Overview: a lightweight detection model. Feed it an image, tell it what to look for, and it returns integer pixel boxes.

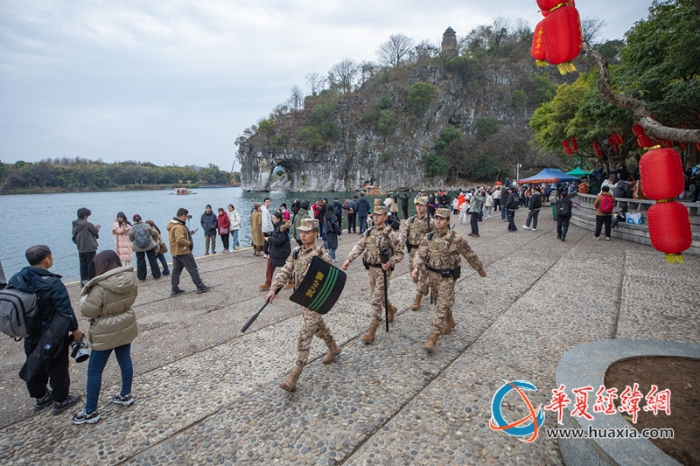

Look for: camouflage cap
[414,197,427,206]
[373,205,388,215]
[434,207,451,218]
[298,218,319,231]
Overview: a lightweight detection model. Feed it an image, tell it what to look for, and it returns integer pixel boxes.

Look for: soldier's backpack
[599,195,614,214]
[133,224,151,249]
[387,214,400,231]
[0,287,41,339]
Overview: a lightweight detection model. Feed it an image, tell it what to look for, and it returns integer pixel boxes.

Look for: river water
[0,188,417,282]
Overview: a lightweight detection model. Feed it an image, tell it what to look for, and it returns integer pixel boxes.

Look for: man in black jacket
[72,207,99,286]
[355,193,371,234]
[505,187,520,232]
[398,192,410,219]
[9,245,83,415]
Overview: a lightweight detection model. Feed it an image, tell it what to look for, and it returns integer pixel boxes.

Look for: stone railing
[568,193,700,256]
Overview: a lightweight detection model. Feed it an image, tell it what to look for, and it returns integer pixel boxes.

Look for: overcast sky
[0,1,652,172]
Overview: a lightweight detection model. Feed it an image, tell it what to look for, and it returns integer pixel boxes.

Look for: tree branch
[583,42,700,143]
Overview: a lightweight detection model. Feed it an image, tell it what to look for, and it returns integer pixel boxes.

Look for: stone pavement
[1,210,698,465]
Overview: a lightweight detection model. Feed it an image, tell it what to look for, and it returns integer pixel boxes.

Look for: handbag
[220,227,230,235]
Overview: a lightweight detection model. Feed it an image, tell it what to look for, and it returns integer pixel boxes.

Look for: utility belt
[363,258,394,271]
[427,265,461,280]
[406,242,419,252]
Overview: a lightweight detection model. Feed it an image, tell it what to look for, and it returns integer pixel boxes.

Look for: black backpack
[0,287,41,339]
[556,199,572,218]
[387,214,400,231]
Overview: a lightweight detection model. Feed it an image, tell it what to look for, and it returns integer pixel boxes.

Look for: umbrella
[517,168,579,184]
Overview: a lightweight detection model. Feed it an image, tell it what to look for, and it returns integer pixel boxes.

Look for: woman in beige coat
[250,203,265,256]
[112,212,133,266]
[72,250,138,425]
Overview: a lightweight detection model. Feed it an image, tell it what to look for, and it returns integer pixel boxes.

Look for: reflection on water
[0,188,417,282]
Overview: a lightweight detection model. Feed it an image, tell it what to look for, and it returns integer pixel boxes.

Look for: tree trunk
[583,43,700,143]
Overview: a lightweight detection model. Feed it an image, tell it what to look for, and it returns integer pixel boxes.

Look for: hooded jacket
[79,266,138,351]
[72,219,99,253]
[166,217,193,257]
[355,196,371,216]
[8,267,78,348]
[200,211,218,236]
[112,221,134,262]
[217,212,231,235]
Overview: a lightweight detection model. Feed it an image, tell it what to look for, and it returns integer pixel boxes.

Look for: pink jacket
[112,221,133,262]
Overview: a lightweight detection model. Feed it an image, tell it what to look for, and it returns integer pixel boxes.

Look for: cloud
[0,0,653,171]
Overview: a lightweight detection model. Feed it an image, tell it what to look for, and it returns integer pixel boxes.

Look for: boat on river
[171,188,197,195]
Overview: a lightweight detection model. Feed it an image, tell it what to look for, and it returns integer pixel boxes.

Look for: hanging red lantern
[570,137,578,152]
[695,143,700,152]
[562,139,572,155]
[537,0,567,13]
[647,202,692,264]
[542,5,582,74]
[631,124,646,137]
[611,133,624,145]
[665,140,675,148]
[592,142,602,157]
[531,20,548,65]
[679,142,688,151]
[639,148,684,200]
[637,135,655,149]
[607,137,617,153]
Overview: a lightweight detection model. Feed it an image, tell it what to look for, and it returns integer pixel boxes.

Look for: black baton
[241,288,282,332]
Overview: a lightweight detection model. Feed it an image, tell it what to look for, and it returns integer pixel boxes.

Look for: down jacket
[269,220,292,267]
[79,266,138,351]
[112,221,133,263]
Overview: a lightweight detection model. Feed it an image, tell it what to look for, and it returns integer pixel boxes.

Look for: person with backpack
[72,207,100,287]
[555,192,573,241]
[523,186,543,231]
[8,245,83,415]
[71,250,138,425]
[593,185,616,241]
[145,220,170,276]
[128,214,161,281]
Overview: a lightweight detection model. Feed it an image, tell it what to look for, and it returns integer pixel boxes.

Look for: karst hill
[237,23,601,192]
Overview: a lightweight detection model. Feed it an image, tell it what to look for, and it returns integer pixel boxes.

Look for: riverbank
[1,215,696,464]
[0,184,211,195]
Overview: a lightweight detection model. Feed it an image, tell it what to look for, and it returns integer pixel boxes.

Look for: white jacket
[261,205,273,233]
[228,210,241,230]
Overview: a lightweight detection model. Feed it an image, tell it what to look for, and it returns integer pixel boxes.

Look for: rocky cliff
[237,28,568,192]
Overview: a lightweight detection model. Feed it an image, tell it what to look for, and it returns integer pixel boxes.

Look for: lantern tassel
[536,60,549,67]
[665,254,684,265]
[557,62,577,74]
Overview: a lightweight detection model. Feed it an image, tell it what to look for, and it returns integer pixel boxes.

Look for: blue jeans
[359,216,368,233]
[85,344,133,413]
[157,254,170,274]
[328,248,336,260]
[230,230,240,250]
[501,205,507,220]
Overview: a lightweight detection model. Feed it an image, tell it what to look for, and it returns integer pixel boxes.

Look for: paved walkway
[1,211,698,465]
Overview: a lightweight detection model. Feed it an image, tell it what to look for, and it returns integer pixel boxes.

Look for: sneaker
[561,238,566,242]
[532,228,536,231]
[171,288,186,297]
[196,285,211,294]
[72,409,101,425]
[522,226,530,230]
[34,390,53,411]
[113,393,134,406]
[162,271,170,276]
[52,393,81,415]
[606,237,611,241]
[259,283,271,290]
[594,236,600,240]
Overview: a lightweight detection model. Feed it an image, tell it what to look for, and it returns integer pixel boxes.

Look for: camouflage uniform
[400,212,435,295]
[413,224,485,337]
[272,241,337,372]
[346,220,404,327]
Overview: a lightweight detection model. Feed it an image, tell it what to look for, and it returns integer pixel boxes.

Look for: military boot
[322,341,341,364]
[424,333,439,353]
[362,322,379,344]
[411,293,423,311]
[280,367,303,392]
[387,304,398,323]
[442,312,456,334]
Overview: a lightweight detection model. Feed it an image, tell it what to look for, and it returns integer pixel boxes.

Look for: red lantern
[542,5,582,74]
[537,0,567,13]
[611,133,624,145]
[562,139,572,155]
[531,20,548,65]
[637,135,655,148]
[570,137,578,152]
[647,202,692,263]
[679,142,688,151]
[665,140,674,148]
[592,142,602,157]
[696,143,700,152]
[639,148,684,200]
[631,124,646,137]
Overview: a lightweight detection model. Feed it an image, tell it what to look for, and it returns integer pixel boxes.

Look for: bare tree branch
[584,42,700,143]
[377,33,414,68]
[580,17,606,44]
[305,72,325,96]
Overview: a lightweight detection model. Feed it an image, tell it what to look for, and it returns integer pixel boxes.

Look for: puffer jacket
[79,266,138,351]
[269,221,292,267]
[112,221,133,262]
[128,221,158,252]
[228,210,241,230]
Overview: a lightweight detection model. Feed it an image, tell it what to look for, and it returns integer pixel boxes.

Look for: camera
[70,336,90,363]
[187,214,193,219]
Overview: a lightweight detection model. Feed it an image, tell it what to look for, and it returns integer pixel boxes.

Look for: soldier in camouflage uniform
[342,205,404,344]
[400,197,435,310]
[265,218,341,392]
[411,208,487,353]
